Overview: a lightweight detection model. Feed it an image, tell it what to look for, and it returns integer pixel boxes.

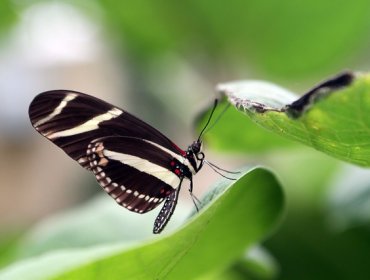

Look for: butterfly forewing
[29,90,185,169]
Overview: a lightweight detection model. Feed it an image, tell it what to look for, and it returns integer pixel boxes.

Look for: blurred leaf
[228,0,370,77]
[326,165,370,230]
[0,167,284,280]
[0,0,16,34]
[97,1,180,58]
[236,245,278,279]
[15,195,189,259]
[219,72,370,166]
[266,210,370,280]
[266,147,340,208]
[0,233,22,269]
[97,0,370,78]
[201,245,278,280]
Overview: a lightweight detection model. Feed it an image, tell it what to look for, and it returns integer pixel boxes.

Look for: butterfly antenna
[198,99,218,141]
[202,102,231,136]
[204,160,237,180]
[204,160,240,174]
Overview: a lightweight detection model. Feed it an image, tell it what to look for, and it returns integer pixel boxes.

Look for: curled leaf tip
[285,71,355,118]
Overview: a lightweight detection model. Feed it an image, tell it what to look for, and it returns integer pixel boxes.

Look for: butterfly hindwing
[28,90,185,170]
[86,136,181,213]
[153,187,181,233]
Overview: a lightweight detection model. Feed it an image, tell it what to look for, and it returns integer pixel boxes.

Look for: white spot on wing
[78,157,87,163]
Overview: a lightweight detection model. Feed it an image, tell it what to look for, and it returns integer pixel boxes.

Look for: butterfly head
[185,140,205,174]
[190,140,203,157]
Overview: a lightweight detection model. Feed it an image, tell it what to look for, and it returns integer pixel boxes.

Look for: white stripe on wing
[34,92,78,127]
[103,149,181,188]
[46,108,123,139]
[143,140,196,175]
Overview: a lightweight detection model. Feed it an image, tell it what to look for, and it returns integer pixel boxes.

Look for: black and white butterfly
[29,90,219,233]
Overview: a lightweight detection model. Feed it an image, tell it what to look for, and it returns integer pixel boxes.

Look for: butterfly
[29,90,219,233]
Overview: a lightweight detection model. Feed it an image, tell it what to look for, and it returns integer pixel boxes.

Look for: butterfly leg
[153,179,183,234]
[188,177,201,212]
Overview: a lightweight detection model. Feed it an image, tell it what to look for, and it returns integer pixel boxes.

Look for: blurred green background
[1,0,370,279]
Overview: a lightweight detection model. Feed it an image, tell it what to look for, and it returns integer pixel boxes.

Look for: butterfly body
[29,90,205,233]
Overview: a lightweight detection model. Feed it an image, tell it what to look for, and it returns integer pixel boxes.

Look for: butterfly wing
[86,136,181,213]
[153,187,181,233]
[29,90,188,232]
[28,90,186,169]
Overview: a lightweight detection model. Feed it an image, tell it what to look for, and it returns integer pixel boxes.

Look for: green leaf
[200,245,278,280]
[0,167,284,280]
[15,195,189,259]
[219,72,370,166]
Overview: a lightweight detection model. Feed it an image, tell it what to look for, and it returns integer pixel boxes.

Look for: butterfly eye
[196,152,205,160]
[191,141,202,154]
